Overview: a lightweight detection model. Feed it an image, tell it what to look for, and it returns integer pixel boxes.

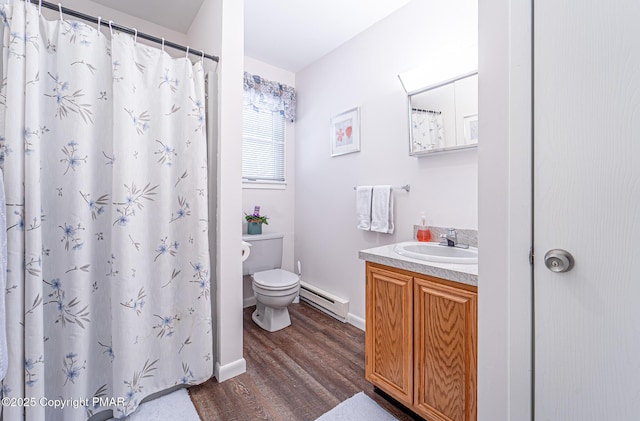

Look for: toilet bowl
[242,233,300,332]
[251,269,300,332]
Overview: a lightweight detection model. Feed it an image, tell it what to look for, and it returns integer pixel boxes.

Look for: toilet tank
[242,233,284,275]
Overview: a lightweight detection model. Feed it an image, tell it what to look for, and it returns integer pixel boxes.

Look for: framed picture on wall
[330,107,360,157]
[463,114,479,144]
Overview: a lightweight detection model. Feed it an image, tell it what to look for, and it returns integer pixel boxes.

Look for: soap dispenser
[416,212,431,242]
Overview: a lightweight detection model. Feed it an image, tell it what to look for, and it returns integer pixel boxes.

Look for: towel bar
[353,184,410,192]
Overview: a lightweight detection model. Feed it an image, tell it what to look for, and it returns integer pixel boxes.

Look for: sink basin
[393,242,478,264]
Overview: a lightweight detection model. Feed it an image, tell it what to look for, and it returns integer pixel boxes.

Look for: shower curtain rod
[28,0,219,62]
[412,107,441,114]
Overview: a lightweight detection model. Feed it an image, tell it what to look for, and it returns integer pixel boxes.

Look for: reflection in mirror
[405,72,478,156]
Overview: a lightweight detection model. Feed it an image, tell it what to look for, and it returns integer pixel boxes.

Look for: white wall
[294,0,478,326]
[478,0,532,419]
[242,57,296,305]
[188,0,246,381]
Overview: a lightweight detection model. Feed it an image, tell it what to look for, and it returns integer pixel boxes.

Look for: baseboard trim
[243,296,256,308]
[214,358,246,382]
[348,313,365,331]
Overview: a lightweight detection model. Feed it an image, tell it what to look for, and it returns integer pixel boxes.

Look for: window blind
[242,103,285,182]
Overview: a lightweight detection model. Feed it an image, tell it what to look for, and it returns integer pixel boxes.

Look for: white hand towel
[370,185,394,234]
[356,186,373,230]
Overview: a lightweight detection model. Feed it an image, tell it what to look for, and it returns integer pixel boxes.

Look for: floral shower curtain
[411,109,445,150]
[0,2,212,420]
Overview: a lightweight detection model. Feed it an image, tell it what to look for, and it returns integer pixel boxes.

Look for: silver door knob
[544,249,575,273]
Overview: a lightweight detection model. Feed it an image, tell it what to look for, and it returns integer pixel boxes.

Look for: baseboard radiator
[299,281,349,323]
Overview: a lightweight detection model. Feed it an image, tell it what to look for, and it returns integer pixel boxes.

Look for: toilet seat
[252,269,299,290]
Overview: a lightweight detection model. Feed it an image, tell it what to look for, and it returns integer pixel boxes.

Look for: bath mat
[110,388,200,421]
[315,392,398,421]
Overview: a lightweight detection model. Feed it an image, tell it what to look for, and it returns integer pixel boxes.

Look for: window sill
[242,181,287,190]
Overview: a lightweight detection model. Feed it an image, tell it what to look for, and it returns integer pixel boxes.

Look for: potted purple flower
[245,206,269,235]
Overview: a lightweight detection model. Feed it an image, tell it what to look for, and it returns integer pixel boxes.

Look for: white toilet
[242,233,300,332]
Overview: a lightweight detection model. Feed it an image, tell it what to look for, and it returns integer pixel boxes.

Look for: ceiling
[90,0,205,34]
[243,0,411,72]
[90,0,412,72]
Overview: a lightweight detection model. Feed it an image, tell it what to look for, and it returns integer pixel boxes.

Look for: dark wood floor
[189,302,417,421]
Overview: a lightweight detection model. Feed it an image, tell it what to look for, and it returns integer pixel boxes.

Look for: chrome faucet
[446,228,458,246]
[439,228,469,249]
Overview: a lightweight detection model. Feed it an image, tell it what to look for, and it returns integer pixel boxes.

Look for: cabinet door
[365,264,413,406]
[414,277,477,421]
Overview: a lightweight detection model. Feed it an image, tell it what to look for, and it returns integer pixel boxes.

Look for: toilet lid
[253,269,299,289]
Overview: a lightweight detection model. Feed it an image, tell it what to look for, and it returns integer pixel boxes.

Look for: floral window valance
[243,71,296,122]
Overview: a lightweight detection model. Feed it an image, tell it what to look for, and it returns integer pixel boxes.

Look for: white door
[534,1,640,420]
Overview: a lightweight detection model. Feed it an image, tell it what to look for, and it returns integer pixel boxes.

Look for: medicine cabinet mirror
[403,71,478,156]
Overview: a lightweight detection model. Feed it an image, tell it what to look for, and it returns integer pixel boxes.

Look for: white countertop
[359,243,478,287]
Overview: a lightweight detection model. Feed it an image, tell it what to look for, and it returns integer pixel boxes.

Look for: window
[242,100,286,183]
[241,71,295,185]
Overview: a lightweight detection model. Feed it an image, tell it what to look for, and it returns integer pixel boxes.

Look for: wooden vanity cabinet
[365,264,414,406]
[365,262,477,421]
[413,276,477,421]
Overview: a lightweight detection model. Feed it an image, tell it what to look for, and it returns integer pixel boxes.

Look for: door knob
[544,249,575,273]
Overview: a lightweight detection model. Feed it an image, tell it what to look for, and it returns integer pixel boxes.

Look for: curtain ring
[108,20,113,37]
[185,46,190,59]
[97,16,102,32]
[161,37,165,53]
[38,0,42,16]
[58,3,63,21]
[201,50,205,64]
[133,28,138,45]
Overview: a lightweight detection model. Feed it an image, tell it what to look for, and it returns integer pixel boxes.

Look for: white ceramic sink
[393,242,478,264]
